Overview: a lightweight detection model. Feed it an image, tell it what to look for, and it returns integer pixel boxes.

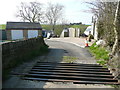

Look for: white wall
[69,28,75,37]
[92,23,98,40]
[75,28,80,37]
[28,30,38,38]
[11,30,23,40]
[94,25,98,40]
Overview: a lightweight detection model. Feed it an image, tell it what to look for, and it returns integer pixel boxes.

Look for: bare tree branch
[45,3,64,31]
[16,1,44,23]
[111,1,120,55]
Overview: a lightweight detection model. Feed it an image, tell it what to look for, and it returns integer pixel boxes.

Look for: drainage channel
[13,62,120,85]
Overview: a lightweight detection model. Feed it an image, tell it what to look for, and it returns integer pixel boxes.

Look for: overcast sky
[0,0,94,25]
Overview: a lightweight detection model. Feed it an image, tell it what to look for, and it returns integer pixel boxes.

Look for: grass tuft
[89,42,109,65]
[62,56,78,63]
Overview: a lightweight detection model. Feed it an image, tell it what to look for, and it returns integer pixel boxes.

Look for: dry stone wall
[2,37,48,69]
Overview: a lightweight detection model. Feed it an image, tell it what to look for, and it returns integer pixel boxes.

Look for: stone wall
[2,37,48,69]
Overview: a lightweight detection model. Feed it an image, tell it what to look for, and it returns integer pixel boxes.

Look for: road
[3,39,112,88]
[44,40,96,64]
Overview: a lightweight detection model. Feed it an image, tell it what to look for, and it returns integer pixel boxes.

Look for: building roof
[6,22,42,30]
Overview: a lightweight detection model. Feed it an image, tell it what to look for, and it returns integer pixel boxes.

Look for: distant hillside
[0,24,89,36]
[41,24,71,36]
[42,24,90,36]
[0,24,6,30]
[70,24,90,35]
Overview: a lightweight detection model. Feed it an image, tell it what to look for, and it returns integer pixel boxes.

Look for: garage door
[28,30,38,38]
[11,30,23,40]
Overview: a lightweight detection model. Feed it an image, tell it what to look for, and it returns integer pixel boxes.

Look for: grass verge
[88,43,120,88]
[0,24,6,29]
[88,42,109,66]
[62,56,78,63]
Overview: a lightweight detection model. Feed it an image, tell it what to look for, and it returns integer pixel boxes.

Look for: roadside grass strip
[62,56,78,63]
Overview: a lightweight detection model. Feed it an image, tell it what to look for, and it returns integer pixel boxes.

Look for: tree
[86,1,117,45]
[86,0,120,78]
[111,1,120,56]
[86,0,120,55]
[45,3,64,32]
[16,1,44,23]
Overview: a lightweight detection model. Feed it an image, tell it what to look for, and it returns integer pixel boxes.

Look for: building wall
[38,30,42,36]
[6,30,12,40]
[23,30,28,39]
